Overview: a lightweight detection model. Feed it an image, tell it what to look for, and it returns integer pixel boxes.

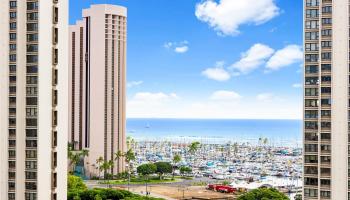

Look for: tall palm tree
[96,156,104,178]
[189,141,200,155]
[115,149,136,190]
[172,154,181,179]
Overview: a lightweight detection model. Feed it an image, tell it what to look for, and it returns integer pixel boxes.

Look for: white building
[69,4,127,177]
[0,0,68,199]
[304,0,348,199]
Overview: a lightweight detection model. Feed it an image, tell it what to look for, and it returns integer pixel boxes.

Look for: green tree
[96,156,104,178]
[137,163,157,196]
[115,149,136,190]
[67,175,87,191]
[137,163,157,177]
[188,141,200,155]
[172,154,181,179]
[155,162,172,180]
[179,166,192,176]
[237,188,289,200]
[294,194,302,200]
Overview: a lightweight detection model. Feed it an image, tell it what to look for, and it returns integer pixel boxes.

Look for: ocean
[126,118,302,147]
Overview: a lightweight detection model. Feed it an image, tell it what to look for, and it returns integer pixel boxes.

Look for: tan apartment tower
[69,4,127,176]
[0,0,68,199]
[303,0,349,199]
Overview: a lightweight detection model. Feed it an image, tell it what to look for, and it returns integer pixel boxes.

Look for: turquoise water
[126,118,302,146]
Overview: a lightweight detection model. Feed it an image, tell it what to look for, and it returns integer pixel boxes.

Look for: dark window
[27,66,38,73]
[26,140,37,148]
[322,6,332,14]
[26,97,37,106]
[305,54,319,62]
[27,2,39,10]
[305,177,318,186]
[305,65,318,73]
[26,129,37,138]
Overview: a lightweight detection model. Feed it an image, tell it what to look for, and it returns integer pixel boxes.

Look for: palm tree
[115,149,136,190]
[189,141,200,155]
[172,154,181,179]
[96,156,104,178]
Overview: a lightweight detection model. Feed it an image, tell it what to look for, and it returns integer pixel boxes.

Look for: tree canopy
[137,163,157,176]
[237,188,289,200]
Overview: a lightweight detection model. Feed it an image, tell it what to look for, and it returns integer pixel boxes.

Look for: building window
[25,182,37,190]
[27,12,38,21]
[304,188,318,197]
[9,1,17,9]
[27,2,39,11]
[322,18,332,25]
[25,192,37,200]
[27,76,38,85]
[321,41,332,48]
[305,88,318,96]
[26,150,37,159]
[305,110,318,118]
[26,140,37,148]
[306,9,319,18]
[322,6,332,14]
[305,65,318,74]
[305,144,318,152]
[305,43,319,51]
[306,20,319,29]
[305,54,319,62]
[26,97,38,106]
[9,22,16,30]
[305,31,319,40]
[26,129,37,138]
[27,34,38,42]
[305,99,318,107]
[305,77,318,85]
[305,177,318,186]
[27,23,38,32]
[321,29,332,36]
[8,150,16,158]
[25,172,37,180]
[25,161,37,170]
[306,0,319,6]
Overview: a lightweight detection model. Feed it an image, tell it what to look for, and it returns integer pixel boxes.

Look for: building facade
[69,4,127,176]
[304,0,349,199]
[0,0,68,199]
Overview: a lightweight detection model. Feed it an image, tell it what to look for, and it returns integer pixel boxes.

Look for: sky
[70,0,303,120]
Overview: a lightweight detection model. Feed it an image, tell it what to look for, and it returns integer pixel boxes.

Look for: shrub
[237,188,289,200]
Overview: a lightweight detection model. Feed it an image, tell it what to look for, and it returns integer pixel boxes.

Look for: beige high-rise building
[0,0,68,200]
[304,0,349,199]
[69,4,127,176]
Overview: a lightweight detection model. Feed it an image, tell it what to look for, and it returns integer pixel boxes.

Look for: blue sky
[70,0,303,119]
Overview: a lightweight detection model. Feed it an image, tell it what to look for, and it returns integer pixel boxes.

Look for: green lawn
[99,177,182,185]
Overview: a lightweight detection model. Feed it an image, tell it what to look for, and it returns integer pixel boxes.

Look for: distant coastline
[126,118,302,147]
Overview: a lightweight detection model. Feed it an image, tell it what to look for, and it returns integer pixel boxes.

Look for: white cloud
[132,92,179,102]
[127,92,301,119]
[195,0,280,36]
[202,65,231,81]
[256,93,274,101]
[127,81,143,88]
[292,83,302,88]
[175,46,189,53]
[266,45,303,71]
[210,90,242,101]
[231,43,274,75]
[164,41,189,53]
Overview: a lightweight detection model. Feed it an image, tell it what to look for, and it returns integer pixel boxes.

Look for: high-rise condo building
[69,4,127,176]
[304,0,349,199]
[0,0,68,200]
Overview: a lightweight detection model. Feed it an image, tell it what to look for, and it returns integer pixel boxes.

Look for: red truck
[206,184,236,193]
